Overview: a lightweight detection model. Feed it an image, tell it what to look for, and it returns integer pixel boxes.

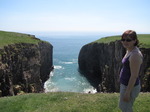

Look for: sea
[37,33,105,93]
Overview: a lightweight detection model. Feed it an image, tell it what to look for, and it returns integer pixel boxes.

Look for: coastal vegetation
[0,31,42,48]
[94,34,150,48]
[0,92,149,112]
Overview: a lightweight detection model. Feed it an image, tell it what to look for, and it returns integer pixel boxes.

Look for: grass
[93,34,150,48]
[0,30,42,48]
[0,92,149,112]
[1,31,149,48]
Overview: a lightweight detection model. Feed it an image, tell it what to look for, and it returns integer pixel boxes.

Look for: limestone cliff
[0,39,53,96]
[78,40,150,92]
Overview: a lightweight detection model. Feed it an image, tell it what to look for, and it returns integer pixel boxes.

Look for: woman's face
[121,36,136,49]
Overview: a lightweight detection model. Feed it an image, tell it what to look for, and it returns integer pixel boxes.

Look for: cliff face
[0,42,53,96]
[78,40,150,92]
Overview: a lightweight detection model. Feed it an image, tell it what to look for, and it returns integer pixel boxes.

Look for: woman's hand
[123,92,130,102]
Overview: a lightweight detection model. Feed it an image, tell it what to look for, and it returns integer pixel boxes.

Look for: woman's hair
[121,30,139,46]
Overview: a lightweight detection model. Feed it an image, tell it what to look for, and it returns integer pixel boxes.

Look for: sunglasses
[121,38,133,42]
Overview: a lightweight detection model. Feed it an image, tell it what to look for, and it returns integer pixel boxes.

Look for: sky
[0,0,150,35]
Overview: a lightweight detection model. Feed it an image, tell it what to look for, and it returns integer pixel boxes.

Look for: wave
[54,65,64,69]
[44,76,97,94]
[49,71,54,76]
[44,80,59,92]
[83,88,97,94]
[60,59,78,65]
[61,61,75,64]
[64,77,76,81]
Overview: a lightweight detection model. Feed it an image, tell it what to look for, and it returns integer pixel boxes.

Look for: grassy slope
[0,92,149,112]
[0,31,42,48]
[93,34,150,48]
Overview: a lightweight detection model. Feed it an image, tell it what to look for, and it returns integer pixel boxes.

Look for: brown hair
[121,30,139,46]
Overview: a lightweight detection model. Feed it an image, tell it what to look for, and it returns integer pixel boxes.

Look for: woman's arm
[123,52,142,102]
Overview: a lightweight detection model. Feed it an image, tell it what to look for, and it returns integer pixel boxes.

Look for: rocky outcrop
[78,40,150,92]
[0,42,53,96]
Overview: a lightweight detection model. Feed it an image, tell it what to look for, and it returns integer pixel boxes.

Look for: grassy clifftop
[0,31,42,48]
[93,34,150,48]
[0,92,149,112]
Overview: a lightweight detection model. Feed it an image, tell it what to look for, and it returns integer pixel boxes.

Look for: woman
[119,30,143,112]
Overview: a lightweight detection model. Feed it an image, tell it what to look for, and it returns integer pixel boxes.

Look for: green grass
[0,30,42,48]
[94,34,150,48]
[0,92,149,112]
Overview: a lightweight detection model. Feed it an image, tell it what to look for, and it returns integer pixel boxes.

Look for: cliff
[0,31,53,96]
[78,35,150,92]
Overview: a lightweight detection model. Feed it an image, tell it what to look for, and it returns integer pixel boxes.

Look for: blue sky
[0,0,150,34]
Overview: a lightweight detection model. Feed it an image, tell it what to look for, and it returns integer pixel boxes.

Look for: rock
[0,90,2,97]
[0,42,53,96]
[78,40,150,92]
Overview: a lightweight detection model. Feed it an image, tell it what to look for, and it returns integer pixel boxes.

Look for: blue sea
[37,34,102,93]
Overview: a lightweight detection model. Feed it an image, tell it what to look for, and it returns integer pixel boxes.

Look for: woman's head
[121,30,139,46]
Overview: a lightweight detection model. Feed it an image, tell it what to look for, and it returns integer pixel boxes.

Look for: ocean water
[37,35,101,93]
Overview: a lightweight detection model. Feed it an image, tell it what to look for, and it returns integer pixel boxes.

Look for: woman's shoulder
[131,48,143,58]
[131,51,141,58]
[129,50,143,63]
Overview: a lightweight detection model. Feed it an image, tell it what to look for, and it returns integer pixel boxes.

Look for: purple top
[120,56,140,86]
